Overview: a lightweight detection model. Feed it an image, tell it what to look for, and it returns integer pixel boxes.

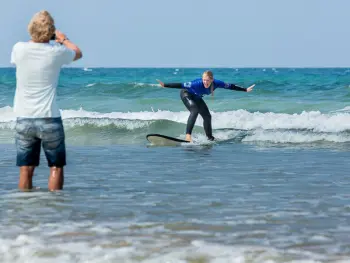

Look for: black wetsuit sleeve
[215,79,247,92]
[163,83,183,89]
[229,84,247,92]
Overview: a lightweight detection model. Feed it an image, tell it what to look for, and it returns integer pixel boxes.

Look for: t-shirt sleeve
[59,47,76,65]
[10,43,19,64]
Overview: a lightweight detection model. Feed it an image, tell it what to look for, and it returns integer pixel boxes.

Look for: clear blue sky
[1,0,349,68]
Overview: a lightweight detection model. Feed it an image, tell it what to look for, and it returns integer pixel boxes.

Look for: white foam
[60,108,350,133]
[61,108,188,123]
[1,106,349,133]
[131,82,159,87]
[0,236,325,263]
[0,106,17,122]
[0,219,336,263]
[331,106,350,113]
[63,117,152,130]
[244,130,350,143]
[1,107,350,143]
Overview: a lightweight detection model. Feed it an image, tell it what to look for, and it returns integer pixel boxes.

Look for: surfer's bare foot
[185,134,192,142]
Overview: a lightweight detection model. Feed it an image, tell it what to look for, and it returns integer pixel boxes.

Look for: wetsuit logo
[184,82,192,88]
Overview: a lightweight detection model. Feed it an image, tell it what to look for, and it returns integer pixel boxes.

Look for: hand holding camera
[51,30,68,44]
[50,29,82,61]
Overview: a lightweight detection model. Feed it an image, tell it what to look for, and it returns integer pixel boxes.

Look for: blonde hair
[202,70,214,80]
[28,10,55,42]
[202,70,215,96]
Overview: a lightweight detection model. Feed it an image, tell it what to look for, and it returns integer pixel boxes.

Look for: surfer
[156,70,255,142]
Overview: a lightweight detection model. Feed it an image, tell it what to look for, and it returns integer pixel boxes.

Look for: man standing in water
[11,10,83,190]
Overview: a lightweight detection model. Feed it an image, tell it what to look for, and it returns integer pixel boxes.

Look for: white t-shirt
[11,42,75,118]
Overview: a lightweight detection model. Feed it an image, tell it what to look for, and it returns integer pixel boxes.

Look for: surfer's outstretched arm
[229,84,255,92]
[156,79,183,89]
[214,80,255,92]
[163,83,183,88]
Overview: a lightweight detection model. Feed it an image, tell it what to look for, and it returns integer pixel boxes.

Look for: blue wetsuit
[164,79,247,140]
[182,78,245,98]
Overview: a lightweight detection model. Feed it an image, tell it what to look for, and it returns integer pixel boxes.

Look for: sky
[0,0,349,68]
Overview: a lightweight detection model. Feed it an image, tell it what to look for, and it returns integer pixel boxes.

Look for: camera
[50,33,56,40]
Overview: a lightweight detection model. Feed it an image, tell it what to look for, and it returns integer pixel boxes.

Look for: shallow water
[1,67,350,262]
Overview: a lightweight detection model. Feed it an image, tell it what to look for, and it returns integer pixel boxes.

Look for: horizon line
[1,66,350,69]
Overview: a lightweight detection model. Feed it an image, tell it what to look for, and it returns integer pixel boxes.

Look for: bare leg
[18,166,35,190]
[185,134,192,142]
[48,167,64,191]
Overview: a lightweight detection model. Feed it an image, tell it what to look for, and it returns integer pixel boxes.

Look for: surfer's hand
[246,84,255,92]
[156,79,165,88]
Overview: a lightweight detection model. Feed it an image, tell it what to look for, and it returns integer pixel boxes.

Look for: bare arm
[246,84,255,92]
[55,30,83,61]
[61,39,83,61]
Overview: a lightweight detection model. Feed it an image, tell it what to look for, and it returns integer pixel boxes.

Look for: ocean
[1,67,350,262]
